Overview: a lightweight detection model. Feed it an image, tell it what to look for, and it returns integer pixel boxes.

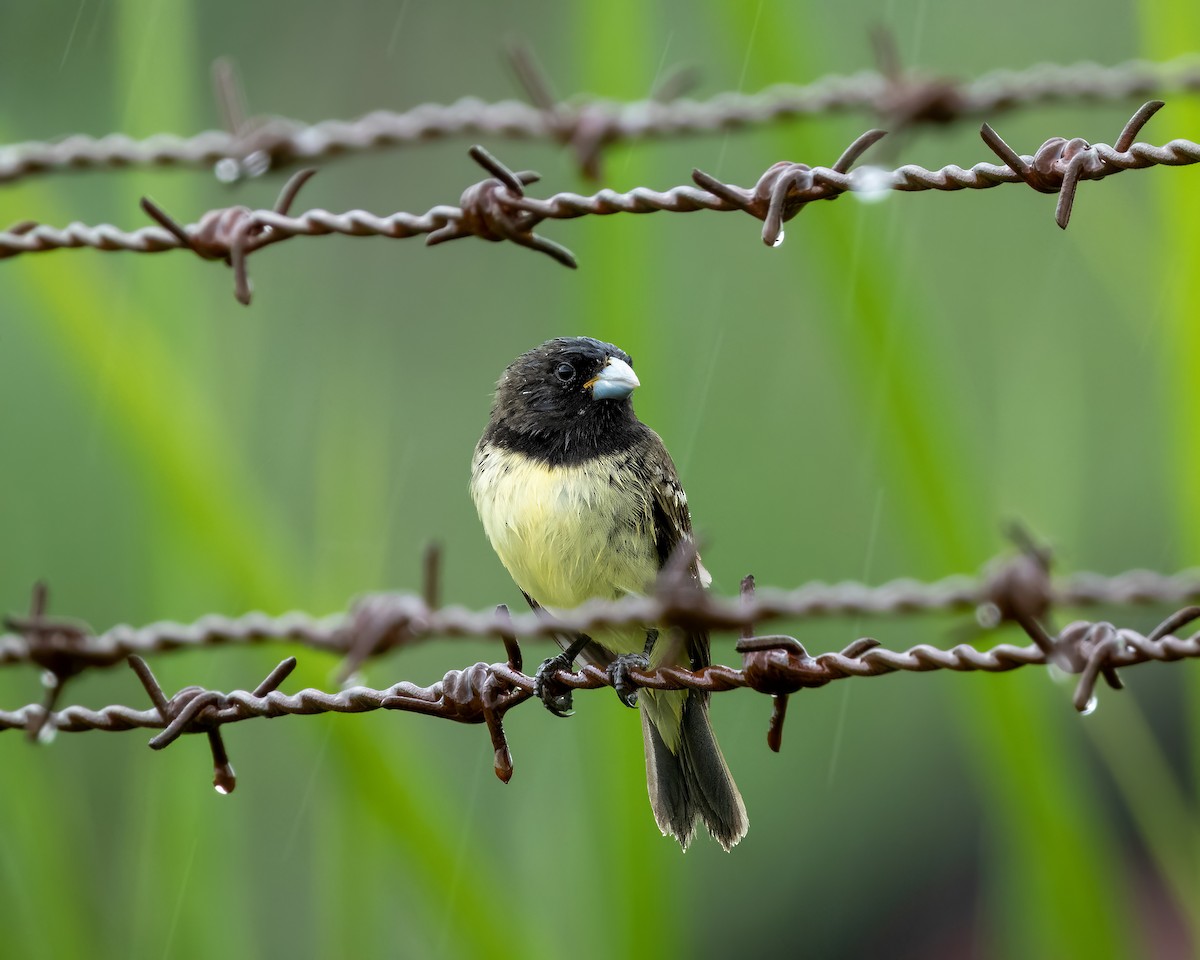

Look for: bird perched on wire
[470,336,747,851]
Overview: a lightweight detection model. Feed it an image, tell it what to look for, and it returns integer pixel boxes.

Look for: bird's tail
[641,691,748,852]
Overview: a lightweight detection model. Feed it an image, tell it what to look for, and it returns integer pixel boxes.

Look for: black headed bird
[470,336,747,851]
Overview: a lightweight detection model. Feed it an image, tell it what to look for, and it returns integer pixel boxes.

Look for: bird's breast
[470,443,658,610]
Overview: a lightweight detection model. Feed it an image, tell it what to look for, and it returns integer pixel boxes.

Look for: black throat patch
[481,400,647,466]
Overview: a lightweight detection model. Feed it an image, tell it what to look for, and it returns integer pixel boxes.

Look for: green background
[1,1,1198,957]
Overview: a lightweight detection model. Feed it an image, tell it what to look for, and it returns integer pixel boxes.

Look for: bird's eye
[555,362,575,382]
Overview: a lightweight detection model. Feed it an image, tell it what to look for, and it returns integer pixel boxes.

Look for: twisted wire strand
[3,564,1198,670]
[1,129,1196,266]
[0,610,348,668]
[1058,568,1200,605]
[2,55,1200,185]
[0,208,460,258]
[0,680,446,734]
[965,56,1200,111]
[1,615,1197,736]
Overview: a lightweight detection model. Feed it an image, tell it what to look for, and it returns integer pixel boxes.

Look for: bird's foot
[534,652,575,717]
[607,652,650,708]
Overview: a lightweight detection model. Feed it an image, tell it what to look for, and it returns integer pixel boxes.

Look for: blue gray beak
[589,356,640,400]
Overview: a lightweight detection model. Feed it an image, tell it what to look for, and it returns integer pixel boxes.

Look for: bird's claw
[534,653,575,717]
[607,652,650,708]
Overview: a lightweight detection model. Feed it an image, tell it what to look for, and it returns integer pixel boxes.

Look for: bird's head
[485,337,642,463]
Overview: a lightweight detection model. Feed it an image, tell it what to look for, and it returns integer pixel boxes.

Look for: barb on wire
[208,57,295,183]
[2,101,1198,301]
[3,52,1200,186]
[2,582,91,743]
[506,38,702,179]
[980,99,1167,228]
[505,39,615,180]
[126,653,297,793]
[691,127,887,246]
[425,144,576,267]
[140,166,317,304]
[868,27,968,131]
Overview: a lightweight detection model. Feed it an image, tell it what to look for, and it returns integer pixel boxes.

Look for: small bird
[470,336,747,851]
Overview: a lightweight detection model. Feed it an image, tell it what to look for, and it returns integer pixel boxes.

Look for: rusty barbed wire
[1,101,1197,302]
[3,557,1200,789]
[3,52,1200,185]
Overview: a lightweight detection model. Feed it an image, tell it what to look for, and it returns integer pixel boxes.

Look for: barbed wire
[4,542,1200,789]
[2,48,1200,186]
[1,100,1197,303]
[6,51,1200,792]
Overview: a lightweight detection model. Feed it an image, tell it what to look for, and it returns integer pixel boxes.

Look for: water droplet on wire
[771,230,785,248]
[243,151,271,178]
[40,670,57,689]
[37,721,57,744]
[975,602,1001,629]
[1081,696,1098,716]
[851,165,893,204]
[214,158,240,183]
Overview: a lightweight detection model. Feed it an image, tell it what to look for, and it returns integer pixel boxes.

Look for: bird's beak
[588,356,641,400]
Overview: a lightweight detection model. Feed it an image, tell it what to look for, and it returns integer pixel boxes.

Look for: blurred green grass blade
[845,235,1130,953]
[109,8,251,957]
[963,682,1135,958]
[0,0,301,612]
[1086,695,1200,925]
[1139,2,1200,945]
[1138,0,1200,532]
[825,211,1132,955]
[329,723,532,958]
[0,184,300,610]
[114,0,199,136]
[0,746,92,958]
[734,4,1137,955]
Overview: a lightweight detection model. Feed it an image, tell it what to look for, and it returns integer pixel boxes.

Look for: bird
[470,336,747,851]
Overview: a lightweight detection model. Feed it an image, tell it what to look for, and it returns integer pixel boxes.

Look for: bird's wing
[644,434,711,671]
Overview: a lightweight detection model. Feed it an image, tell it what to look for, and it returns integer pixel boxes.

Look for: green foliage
[0,1,1195,957]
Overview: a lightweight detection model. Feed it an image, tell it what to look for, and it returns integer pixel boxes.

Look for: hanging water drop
[37,721,57,744]
[1081,695,1098,716]
[771,230,785,248]
[40,670,57,689]
[213,763,237,794]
